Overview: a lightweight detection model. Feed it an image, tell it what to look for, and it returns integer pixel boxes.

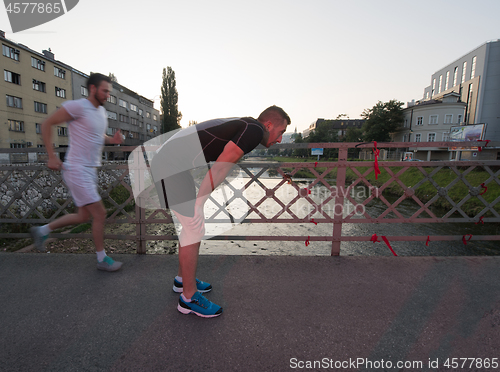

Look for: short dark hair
[258,105,291,126]
[86,73,112,91]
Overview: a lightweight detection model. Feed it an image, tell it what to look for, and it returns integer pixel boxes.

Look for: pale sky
[1,0,499,132]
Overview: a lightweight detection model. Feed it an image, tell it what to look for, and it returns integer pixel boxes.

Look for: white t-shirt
[62,98,108,167]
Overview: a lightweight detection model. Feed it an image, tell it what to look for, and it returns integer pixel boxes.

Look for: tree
[188,120,198,127]
[344,127,363,143]
[292,133,308,157]
[306,121,339,159]
[160,67,182,133]
[361,100,404,142]
[108,73,118,83]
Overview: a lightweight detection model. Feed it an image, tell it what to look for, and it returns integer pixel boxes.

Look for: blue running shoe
[178,292,222,318]
[30,226,48,252]
[173,278,212,293]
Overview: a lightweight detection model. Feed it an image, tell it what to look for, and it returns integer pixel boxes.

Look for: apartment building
[1,30,160,163]
[1,32,71,163]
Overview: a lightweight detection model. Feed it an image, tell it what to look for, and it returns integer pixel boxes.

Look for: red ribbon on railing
[381,236,398,256]
[373,141,381,180]
[370,234,379,243]
[425,236,430,246]
[310,218,317,225]
[462,234,473,245]
[302,188,311,195]
[314,162,318,167]
[478,140,490,152]
[480,183,487,195]
[305,236,310,246]
[475,216,484,225]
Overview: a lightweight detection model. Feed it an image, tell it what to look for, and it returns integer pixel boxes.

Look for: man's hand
[111,130,124,145]
[47,156,63,171]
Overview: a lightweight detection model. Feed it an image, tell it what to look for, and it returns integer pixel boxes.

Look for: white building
[395,39,500,160]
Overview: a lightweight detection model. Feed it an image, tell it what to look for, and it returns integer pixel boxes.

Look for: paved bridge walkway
[1,252,499,371]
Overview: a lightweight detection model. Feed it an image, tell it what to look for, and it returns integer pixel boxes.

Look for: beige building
[1,30,160,164]
[1,32,71,163]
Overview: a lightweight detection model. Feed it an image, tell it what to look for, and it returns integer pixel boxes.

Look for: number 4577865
[444,358,498,369]
[6,3,62,14]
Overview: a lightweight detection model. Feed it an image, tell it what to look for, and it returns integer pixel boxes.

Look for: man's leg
[177,240,201,300]
[81,200,106,253]
[31,207,90,251]
[173,210,202,299]
[48,207,90,231]
[82,200,122,271]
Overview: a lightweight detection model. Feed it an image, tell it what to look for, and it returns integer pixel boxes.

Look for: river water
[199,167,499,256]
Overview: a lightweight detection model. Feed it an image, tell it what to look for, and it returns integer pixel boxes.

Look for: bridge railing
[1,142,499,255]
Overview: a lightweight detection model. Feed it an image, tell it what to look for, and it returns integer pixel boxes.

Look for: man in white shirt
[31,73,124,271]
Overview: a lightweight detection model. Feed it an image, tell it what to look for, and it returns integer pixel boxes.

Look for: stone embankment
[0,161,130,217]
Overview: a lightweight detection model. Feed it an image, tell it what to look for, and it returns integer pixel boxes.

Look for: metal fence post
[331,146,348,256]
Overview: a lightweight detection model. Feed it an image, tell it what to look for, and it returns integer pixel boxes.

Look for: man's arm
[41,107,73,170]
[195,140,244,207]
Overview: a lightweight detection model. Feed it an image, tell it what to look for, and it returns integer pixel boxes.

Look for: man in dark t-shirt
[149,106,290,318]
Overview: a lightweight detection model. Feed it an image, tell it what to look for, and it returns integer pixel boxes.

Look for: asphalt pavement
[1,252,499,372]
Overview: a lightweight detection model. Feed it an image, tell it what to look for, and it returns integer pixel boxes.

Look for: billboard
[311,148,323,155]
[449,124,486,150]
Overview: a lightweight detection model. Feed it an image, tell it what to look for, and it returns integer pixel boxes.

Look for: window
[119,114,129,123]
[138,108,143,116]
[107,111,117,120]
[404,119,408,128]
[33,79,46,92]
[34,101,47,113]
[443,132,450,141]
[444,114,453,124]
[153,114,157,121]
[146,112,151,118]
[4,70,21,85]
[471,56,477,79]
[445,71,450,91]
[3,44,20,61]
[31,57,45,71]
[107,95,117,104]
[57,126,68,136]
[119,99,128,108]
[81,86,88,97]
[6,95,22,108]
[36,123,41,134]
[130,103,137,112]
[428,133,436,142]
[453,67,458,87]
[54,66,65,79]
[429,115,438,125]
[415,134,421,142]
[8,119,24,132]
[130,117,138,125]
[147,123,151,131]
[431,78,436,96]
[416,116,423,126]
[438,75,443,94]
[458,114,463,123]
[461,61,467,84]
[10,143,26,148]
[153,126,158,133]
[55,87,66,98]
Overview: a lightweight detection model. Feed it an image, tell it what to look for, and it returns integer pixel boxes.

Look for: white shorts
[62,164,101,207]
